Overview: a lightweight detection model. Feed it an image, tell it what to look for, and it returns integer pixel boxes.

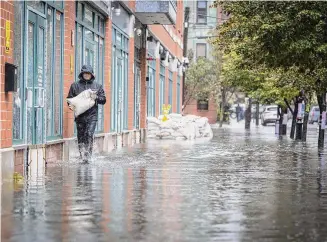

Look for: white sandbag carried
[67,89,97,117]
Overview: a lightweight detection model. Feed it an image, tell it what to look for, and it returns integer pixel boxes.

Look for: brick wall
[104,18,112,133]
[63,1,75,138]
[0,0,14,148]
[14,149,24,175]
[184,98,218,124]
[46,143,63,163]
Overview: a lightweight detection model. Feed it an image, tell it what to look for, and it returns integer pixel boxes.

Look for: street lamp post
[182,7,190,112]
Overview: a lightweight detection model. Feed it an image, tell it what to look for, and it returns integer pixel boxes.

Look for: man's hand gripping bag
[67,89,97,118]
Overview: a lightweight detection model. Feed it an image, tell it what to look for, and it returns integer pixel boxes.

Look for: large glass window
[196,43,207,58]
[13,1,24,142]
[76,2,105,132]
[13,1,64,144]
[147,55,156,117]
[159,65,166,115]
[168,71,173,111]
[46,7,64,140]
[111,27,129,132]
[197,1,207,24]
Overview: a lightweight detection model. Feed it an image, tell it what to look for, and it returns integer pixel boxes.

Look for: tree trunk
[282,106,287,135]
[317,93,326,148]
[245,98,252,130]
[290,100,298,139]
[278,105,283,135]
[255,102,260,126]
[278,106,287,135]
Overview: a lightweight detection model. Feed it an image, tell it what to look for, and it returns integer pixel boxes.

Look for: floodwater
[2,123,327,242]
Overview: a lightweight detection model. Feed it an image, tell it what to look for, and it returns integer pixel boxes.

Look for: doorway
[26,10,46,145]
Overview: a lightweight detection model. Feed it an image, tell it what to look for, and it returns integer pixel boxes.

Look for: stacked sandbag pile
[146,113,213,140]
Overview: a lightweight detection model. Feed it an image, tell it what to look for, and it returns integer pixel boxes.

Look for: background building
[0,0,184,174]
[183,1,229,124]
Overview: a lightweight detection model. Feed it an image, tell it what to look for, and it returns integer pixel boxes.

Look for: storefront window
[168,71,173,111]
[46,6,64,140]
[147,51,156,117]
[13,1,64,144]
[76,2,105,132]
[111,27,129,132]
[13,1,24,142]
[159,65,166,115]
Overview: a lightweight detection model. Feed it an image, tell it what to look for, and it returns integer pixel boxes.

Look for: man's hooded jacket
[67,64,106,123]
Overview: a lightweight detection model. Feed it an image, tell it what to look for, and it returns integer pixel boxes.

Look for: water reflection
[3,127,327,241]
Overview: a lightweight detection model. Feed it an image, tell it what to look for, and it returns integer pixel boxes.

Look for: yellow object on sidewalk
[162,104,171,122]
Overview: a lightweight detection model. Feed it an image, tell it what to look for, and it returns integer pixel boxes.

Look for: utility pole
[182,7,190,111]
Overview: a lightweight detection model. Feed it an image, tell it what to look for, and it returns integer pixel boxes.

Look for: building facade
[183,1,229,123]
[0,1,184,175]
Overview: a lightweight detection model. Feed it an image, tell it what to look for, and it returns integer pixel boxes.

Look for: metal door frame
[25,9,46,145]
[111,26,129,133]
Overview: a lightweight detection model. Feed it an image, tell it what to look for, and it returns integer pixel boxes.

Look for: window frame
[168,71,173,111]
[147,52,156,117]
[196,1,207,24]
[196,43,207,59]
[197,99,209,111]
[12,1,65,145]
[75,2,106,133]
[46,5,64,141]
[110,25,129,132]
[159,65,166,115]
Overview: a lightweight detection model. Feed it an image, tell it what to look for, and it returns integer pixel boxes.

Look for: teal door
[134,63,141,129]
[26,10,46,145]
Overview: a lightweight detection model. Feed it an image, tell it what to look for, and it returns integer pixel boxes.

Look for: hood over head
[78,64,95,81]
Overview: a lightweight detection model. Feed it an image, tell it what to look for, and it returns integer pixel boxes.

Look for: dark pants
[76,121,97,160]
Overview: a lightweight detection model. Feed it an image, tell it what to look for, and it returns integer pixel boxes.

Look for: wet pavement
[2,123,327,242]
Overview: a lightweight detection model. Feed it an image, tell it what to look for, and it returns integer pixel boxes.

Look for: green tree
[183,57,220,110]
[213,1,326,142]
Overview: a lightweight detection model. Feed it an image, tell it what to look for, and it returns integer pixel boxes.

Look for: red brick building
[183,99,218,124]
[0,1,184,174]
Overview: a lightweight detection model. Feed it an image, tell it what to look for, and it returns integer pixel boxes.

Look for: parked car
[309,106,320,124]
[261,105,278,126]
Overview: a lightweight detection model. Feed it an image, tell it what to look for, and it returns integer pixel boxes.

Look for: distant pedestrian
[236,104,241,122]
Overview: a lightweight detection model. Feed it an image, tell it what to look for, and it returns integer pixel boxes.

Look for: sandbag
[67,89,97,117]
[168,113,182,119]
[147,117,161,125]
[160,128,174,134]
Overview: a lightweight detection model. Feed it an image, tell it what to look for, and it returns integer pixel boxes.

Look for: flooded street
[2,124,327,242]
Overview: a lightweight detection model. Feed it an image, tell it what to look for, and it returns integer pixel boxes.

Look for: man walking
[67,64,106,162]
